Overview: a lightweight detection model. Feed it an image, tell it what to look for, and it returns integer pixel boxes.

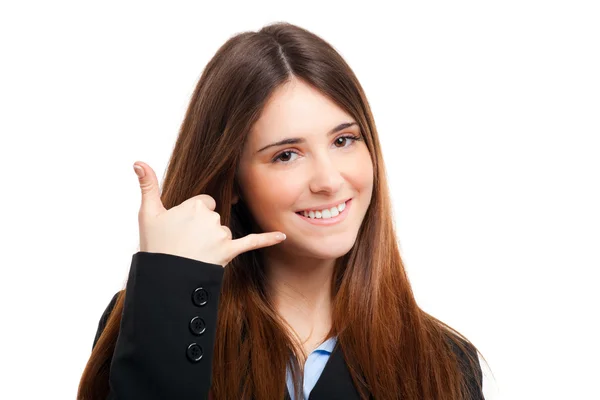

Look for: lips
[295,198,352,225]
[296,198,351,214]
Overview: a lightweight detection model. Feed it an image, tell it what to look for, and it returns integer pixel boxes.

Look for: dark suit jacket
[92,252,484,399]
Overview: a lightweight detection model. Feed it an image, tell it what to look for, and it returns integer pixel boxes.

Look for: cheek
[347,149,374,192]
[241,170,301,223]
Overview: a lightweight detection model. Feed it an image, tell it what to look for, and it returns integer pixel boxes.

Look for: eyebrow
[255,121,358,154]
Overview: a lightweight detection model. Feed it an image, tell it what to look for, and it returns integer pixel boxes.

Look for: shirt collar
[314,336,337,354]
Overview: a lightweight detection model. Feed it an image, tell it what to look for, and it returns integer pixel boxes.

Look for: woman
[78,22,485,400]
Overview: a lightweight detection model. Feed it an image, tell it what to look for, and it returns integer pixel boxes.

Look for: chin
[295,237,356,260]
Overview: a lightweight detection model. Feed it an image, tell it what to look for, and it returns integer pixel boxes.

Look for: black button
[189,316,206,335]
[192,287,209,306]
[186,343,203,362]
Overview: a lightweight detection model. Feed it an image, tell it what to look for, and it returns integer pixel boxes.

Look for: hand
[132,161,286,267]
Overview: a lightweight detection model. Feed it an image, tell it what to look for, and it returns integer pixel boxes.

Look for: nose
[308,153,344,194]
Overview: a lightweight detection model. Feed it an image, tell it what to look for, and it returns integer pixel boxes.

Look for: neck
[261,247,335,345]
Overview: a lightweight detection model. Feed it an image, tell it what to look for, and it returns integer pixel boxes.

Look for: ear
[232,193,239,205]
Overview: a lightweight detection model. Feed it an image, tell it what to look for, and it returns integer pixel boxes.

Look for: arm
[92,291,120,350]
[94,251,224,400]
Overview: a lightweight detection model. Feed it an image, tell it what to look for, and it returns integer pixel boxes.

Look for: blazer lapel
[283,342,361,400]
[308,342,361,400]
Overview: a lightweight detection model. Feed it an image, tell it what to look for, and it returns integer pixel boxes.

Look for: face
[236,78,374,260]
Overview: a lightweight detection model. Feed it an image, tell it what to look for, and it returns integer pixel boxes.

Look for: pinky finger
[228,232,286,259]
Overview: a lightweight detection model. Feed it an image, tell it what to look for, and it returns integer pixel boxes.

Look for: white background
[1,1,598,399]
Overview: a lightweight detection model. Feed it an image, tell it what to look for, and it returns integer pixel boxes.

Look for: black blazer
[91,252,484,399]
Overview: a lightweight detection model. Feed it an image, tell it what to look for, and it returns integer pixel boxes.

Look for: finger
[196,194,217,211]
[133,161,166,215]
[229,232,286,258]
[221,225,232,240]
[181,194,217,211]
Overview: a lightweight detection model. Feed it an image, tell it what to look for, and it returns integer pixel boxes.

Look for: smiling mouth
[295,199,349,219]
[294,199,352,225]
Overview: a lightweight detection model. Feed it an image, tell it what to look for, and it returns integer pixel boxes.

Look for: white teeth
[300,201,347,219]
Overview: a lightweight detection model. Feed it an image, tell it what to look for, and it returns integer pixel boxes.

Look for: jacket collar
[284,342,362,400]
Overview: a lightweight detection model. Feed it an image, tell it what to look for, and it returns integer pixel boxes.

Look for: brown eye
[334,135,360,148]
[278,151,293,162]
[334,137,346,147]
[271,149,299,163]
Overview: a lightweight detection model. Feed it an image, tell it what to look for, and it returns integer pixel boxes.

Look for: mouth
[295,198,352,226]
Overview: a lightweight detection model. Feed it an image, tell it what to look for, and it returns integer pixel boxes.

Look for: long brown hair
[79,22,487,400]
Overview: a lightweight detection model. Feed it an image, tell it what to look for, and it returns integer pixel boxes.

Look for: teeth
[301,201,347,219]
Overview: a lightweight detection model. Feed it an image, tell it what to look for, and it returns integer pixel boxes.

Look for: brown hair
[78,21,488,399]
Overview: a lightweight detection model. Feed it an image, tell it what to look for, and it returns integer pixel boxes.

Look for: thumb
[133,162,165,214]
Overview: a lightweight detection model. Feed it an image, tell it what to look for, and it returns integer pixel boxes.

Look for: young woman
[78,22,485,400]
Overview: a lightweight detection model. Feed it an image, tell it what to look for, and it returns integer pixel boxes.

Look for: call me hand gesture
[133,161,286,267]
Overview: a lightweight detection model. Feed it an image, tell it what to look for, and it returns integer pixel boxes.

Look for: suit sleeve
[92,291,120,350]
[99,251,224,400]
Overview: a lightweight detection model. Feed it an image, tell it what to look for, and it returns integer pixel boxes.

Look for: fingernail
[133,164,145,178]
[276,233,286,240]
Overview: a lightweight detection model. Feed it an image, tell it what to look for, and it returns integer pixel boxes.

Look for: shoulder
[101,291,122,323]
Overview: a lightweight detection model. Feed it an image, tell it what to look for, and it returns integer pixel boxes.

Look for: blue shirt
[285,336,338,400]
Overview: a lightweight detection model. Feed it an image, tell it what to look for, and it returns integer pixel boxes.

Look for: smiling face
[236,78,374,260]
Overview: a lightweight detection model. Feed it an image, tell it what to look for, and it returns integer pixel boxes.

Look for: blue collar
[313,336,337,354]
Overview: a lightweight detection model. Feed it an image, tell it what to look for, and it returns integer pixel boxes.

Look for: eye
[271,134,362,164]
[334,135,361,148]
[275,151,297,163]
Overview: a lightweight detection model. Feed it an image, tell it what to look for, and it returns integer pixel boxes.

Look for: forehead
[248,79,354,144]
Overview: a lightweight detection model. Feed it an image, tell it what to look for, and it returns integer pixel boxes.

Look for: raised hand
[132,161,286,267]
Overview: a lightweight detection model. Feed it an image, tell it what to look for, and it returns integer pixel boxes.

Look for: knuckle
[221,226,232,239]
[199,194,216,209]
[200,193,215,202]
[194,197,206,210]
[139,181,153,192]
